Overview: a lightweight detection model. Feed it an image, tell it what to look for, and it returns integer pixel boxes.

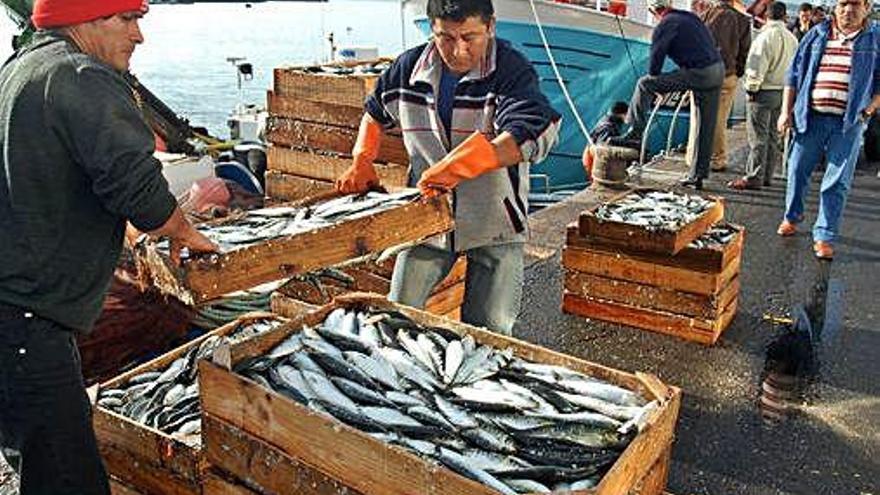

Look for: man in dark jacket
[699,0,752,171]
[0,0,217,493]
[790,2,815,40]
[612,0,725,189]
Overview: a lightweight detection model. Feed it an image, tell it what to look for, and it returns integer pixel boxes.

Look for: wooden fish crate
[562,223,743,345]
[265,116,409,166]
[577,190,725,256]
[268,90,365,128]
[199,293,682,495]
[266,146,408,188]
[94,313,286,495]
[272,255,467,319]
[135,193,453,305]
[273,62,387,108]
[264,170,336,203]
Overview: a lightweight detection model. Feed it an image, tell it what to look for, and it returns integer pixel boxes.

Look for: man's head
[769,1,787,20]
[833,0,871,31]
[647,0,673,19]
[812,5,827,22]
[31,0,148,72]
[427,0,495,76]
[610,101,629,117]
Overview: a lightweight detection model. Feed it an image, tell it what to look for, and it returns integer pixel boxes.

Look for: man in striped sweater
[778,0,880,259]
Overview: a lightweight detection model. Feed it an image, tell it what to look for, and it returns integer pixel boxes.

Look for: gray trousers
[388,243,524,336]
[628,61,725,179]
[745,89,784,186]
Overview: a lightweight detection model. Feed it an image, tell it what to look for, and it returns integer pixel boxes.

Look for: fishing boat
[403,0,692,195]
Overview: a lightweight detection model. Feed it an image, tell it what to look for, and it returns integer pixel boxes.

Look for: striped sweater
[811,27,861,114]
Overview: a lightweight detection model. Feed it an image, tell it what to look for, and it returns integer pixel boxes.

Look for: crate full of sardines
[199,293,681,495]
[93,313,291,495]
[578,189,725,256]
[135,190,453,305]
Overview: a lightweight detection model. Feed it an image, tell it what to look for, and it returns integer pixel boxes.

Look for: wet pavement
[517,131,880,495]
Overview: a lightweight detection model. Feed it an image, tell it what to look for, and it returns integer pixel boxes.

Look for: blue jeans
[784,113,864,242]
[389,243,524,336]
[0,309,110,495]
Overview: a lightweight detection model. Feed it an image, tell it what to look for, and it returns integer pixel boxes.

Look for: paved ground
[517,129,879,495]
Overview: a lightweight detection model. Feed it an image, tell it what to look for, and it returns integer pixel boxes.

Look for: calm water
[0,1,425,137]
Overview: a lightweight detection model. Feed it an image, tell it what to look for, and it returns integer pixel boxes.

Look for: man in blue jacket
[612,0,724,190]
[777,0,880,259]
[336,0,560,335]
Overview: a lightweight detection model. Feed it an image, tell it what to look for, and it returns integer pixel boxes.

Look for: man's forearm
[148,207,193,240]
[781,86,796,115]
[492,132,525,167]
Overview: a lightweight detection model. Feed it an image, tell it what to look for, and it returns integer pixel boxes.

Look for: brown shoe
[813,241,834,259]
[727,178,760,190]
[777,220,797,237]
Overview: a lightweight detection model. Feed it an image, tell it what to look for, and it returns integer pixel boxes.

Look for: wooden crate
[268,90,364,128]
[202,469,260,495]
[95,313,286,495]
[264,171,335,203]
[577,191,725,256]
[273,66,381,108]
[266,146,408,188]
[136,193,453,305]
[562,292,738,346]
[273,255,467,317]
[565,223,744,274]
[265,117,408,166]
[110,478,145,495]
[200,293,682,495]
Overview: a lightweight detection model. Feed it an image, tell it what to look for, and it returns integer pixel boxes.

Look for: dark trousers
[745,89,784,185]
[0,310,110,495]
[628,61,725,179]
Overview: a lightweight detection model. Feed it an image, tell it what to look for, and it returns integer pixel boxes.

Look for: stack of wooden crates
[265,61,409,201]
[562,191,743,345]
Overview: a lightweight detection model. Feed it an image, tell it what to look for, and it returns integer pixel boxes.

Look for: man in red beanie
[0,1,217,493]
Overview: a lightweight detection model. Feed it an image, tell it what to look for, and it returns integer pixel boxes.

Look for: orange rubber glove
[417,131,501,197]
[336,115,382,194]
[581,144,595,179]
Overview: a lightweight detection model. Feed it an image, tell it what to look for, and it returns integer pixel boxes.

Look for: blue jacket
[365,39,560,251]
[785,19,880,133]
[650,9,722,76]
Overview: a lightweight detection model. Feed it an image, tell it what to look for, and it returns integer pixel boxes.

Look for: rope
[527,0,594,146]
[614,14,640,80]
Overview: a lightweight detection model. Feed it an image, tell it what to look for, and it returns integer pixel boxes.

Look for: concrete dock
[519,124,879,495]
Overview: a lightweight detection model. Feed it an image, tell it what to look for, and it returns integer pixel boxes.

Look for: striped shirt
[811,27,861,114]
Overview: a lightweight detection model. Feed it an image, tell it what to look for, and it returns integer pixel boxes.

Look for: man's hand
[417,131,509,196]
[777,112,793,134]
[746,91,757,103]
[149,207,219,266]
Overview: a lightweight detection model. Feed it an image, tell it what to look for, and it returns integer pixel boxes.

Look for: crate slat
[273,68,379,108]
[562,247,741,297]
[564,271,740,320]
[266,146,408,187]
[565,223,744,273]
[265,117,408,165]
[265,171,335,202]
[137,194,453,305]
[268,90,364,128]
[562,292,738,345]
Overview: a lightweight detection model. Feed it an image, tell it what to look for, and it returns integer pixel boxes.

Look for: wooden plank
[566,223,745,273]
[137,194,453,305]
[270,293,319,319]
[95,313,284,494]
[110,478,144,495]
[268,90,364,128]
[562,247,740,297]
[265,171,335,203]
[562,293,739,345]
[273,68,378,108]
[564,271,740,319]
[442,306,462,321]
[202,293,681,495]
[577,192,725,255]
[265,117,408,165]
[203,414,367,495]
[425,281,465,316]
[266,146,408,187]
[203,469,260,495]
[628,445,672,495]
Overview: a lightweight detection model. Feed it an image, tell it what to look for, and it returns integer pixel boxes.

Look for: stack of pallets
[266,61,409,201]
[562,190,743,345]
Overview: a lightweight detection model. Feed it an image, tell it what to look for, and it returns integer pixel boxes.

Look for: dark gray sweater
[0,32,177,332]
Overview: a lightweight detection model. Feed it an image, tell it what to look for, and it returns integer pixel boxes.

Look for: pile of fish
[595,190,714,232]
[235,307,659,494]
[96,318,284,446]
[688,223,739,250]
[300,61,392,76]
[160,190,420,254]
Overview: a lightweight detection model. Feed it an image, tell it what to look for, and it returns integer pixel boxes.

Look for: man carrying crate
[0,0,216,493]
[336,0,560,335]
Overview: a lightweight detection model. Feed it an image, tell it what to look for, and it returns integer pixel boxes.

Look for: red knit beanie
[32,0,148,29]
